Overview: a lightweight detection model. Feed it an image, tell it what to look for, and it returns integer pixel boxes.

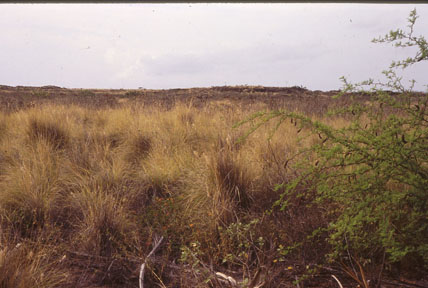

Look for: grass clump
[125,134,152,164]
[28,118,69,150]
[0,142,62,238]
[0,242,69,288]
[70,187,138,258]
[209,145,252,222]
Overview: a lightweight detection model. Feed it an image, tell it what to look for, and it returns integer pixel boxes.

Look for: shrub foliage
[237,8,428,277]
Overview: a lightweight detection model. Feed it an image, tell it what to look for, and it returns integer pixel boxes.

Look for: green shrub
[236,9,428,282]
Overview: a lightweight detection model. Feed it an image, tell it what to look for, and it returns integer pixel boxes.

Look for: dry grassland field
[0,84,426,288]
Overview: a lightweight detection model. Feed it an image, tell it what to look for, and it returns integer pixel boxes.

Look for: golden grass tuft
[126,134,152,164]
[211,146,252,211]
[0,113,7,143]
[70,187,138,257]
[0,141,62,238]
[179,110,195,126]
[0,242,69,288]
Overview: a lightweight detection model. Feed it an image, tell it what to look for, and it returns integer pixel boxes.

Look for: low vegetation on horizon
[0,10,427,288]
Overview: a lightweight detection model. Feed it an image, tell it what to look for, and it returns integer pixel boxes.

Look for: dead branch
[139,235,164,288]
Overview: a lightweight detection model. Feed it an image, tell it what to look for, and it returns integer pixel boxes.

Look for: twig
[248,268,262,288]
[100,259,116,282]
[344,234,358,279]
[355,258,369,288]
[331,275,344,288]
[295,275,301,288]
[340,260,364,287]
[139,235,164,288]
[376,250,386,288]
[148,266,167,288]
[382,279,428,288]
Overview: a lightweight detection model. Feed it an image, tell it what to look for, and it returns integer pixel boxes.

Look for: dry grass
[28,118,70,150]
[0,100,327,287]
[0,241,69,288]
[0,93,422,287]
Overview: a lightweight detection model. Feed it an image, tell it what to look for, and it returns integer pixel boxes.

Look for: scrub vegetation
[0,10,427,288]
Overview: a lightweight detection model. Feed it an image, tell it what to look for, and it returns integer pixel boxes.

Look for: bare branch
[139,235,165,288]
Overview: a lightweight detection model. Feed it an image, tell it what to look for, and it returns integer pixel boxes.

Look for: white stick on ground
[332,274,344,288]
[139,235,164,288]
[215,272,238,287]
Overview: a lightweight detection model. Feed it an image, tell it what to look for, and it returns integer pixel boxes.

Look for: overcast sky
[1,3,428,91]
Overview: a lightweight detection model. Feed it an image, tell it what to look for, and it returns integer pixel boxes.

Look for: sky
[1,3,428,91]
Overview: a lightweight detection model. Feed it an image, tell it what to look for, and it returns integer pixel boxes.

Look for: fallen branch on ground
[139,235,164,288]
